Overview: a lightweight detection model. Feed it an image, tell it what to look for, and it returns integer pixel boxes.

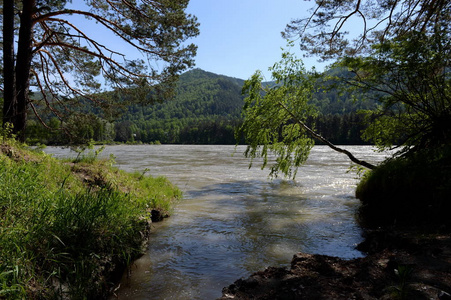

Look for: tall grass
[0,138,181,299]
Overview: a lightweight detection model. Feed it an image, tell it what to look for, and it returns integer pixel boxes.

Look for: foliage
[113,69,245,144]
[349,29,451,226]
[308,113,372,145]
[24,68,379,146]
[311,67,378,114]
[1,0,199,141]
[284,0,451,156]
[237,51,378,178]
[276,0,451,227]
[0,135,181,299]
[26,68,246,145]
[389,265,414,300]
[71,144,106,164]
[356,145,451,227]
[284,0,451,60]
[237,52,317,178]
[340,30,451,155]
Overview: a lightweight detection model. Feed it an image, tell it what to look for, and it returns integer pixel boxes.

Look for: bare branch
[31,68,65,121]
[36,14,157,56]
[38,49,86,98]
[29,102,53,130]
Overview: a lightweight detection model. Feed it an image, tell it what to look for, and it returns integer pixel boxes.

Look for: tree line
[20,68,377,145]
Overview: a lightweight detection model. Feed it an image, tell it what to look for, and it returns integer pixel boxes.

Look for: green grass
[0,137,181,299]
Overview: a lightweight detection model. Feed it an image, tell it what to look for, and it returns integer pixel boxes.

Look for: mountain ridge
[26,68,376,145]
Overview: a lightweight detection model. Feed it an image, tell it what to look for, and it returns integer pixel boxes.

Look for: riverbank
[0,138,181,299]
[219,228,451,299]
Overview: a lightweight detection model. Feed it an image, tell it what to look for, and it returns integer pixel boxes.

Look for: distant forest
[26,68,378,145]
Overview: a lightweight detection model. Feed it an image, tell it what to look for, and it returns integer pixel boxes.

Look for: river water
[44,145,387,300]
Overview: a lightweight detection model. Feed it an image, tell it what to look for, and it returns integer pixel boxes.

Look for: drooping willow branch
[278,101,376,169]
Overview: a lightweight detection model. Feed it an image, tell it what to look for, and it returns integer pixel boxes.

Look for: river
[44,145,387,300]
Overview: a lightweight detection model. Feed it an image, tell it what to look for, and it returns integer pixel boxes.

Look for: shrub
[356,145,451,228]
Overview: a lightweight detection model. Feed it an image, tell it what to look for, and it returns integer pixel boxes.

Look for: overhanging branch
[278,101,376,169]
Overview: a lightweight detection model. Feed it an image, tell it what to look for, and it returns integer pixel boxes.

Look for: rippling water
[44,145,388,300]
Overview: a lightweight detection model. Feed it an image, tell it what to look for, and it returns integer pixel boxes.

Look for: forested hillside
[25,68,377,145]
[114,69,245,144]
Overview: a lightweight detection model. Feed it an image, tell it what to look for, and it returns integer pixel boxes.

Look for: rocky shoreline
[218,230,451,300]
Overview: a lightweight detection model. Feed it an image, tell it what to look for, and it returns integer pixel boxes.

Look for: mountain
[138,68,245,121]
[113,69,246,144]
[26,68,377,145]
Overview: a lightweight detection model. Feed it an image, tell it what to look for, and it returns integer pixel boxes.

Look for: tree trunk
[2,0,16,129]
[14,0,36,141]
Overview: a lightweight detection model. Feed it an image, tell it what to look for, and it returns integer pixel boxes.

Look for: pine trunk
[13,0,36,141]
[2,0,16,129]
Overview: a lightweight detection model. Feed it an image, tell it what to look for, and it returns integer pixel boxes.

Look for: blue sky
[67,1,327,81]
[185,0,326,80]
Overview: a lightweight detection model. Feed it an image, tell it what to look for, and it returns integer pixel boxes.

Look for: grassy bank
[356,145,451,228]
[0,137,181,299]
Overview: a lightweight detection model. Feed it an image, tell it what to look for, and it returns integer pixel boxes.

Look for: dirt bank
[219,230,451,299]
